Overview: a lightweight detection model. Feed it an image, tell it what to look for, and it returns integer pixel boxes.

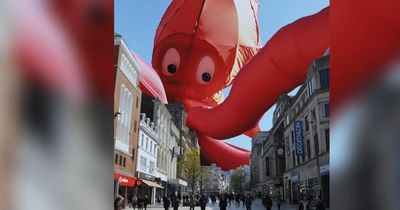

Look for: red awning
[114,173,137,187]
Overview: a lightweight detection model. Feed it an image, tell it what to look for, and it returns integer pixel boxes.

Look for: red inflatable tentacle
[197,133,250,170]
[187,7,329,139]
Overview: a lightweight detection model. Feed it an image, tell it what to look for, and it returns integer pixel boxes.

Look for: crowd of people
[114,195,150,210]
[114,192,326,210]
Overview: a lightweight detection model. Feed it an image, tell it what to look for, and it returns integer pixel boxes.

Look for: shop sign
[320,164,329,175]
[291,171,299,182]
[137,171,155,181]
[114,173,137,187]
[294,121,305,156]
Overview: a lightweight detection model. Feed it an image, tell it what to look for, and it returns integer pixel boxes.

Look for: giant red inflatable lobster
[141,0,329,170]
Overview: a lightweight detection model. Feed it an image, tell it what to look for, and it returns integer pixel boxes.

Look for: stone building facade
[114,34,142,204]
[282,55,330,206]
[250,131,268,195]
[260,95,292,198]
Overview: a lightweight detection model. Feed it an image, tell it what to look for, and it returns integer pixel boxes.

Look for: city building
[140,94,181,201]
[136,112,163,204]
[250,131,268,195]
[202,164,224,195]
[114,34,142,205]
[260,95,292,198]
[166,104,200,195]
[282,55,330,206]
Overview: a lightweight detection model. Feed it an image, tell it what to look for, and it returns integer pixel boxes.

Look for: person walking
[132,195,138,210]
[241,194,246,207]
[298,201,304,210]
[219,194,228,210]
[173,195,180,210]
[315,198,326,210]
[266,196,272,210]
[235,194,240,207]
[143,195,149,210]
[245,195,253,210]
[114,195,124,210]
[200,194,208,210]
[137,196,144,210]
[163,196,170,210]
[262,195,267,209]
[276,197,282,210]
[189,194,195,210]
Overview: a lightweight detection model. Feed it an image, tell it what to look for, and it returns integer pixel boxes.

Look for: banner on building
[294,121,305,156]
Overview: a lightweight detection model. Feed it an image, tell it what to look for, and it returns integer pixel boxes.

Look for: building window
[312,109,316,120]
[314,134,319,156]
[119,155,123,166]
[292,151,295,167]
[140,156,147,171]
[132,148,135,160]
[297,154,300,165]
[149,161,155,174]
[307,139,311,159]
[319,69,329,89]
[141,134,144,147]
[305,115,309,131]
[325,129,330,151]
[134,121,137,133]
[123,157,126,167]
[265,157,270,176]
[150,141,153,153]
[291,130,294,144]
[115,85,133,153]
[115,154,118,165]
[146,138,149,150]
[324,103,330,118]
[307,78,314,96]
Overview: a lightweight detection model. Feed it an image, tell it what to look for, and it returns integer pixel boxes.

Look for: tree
[230,167,245,193]
[199,166,211,194]
[178,149,202,194]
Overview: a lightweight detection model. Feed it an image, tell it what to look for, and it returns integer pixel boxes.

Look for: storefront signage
[294,121,305,156]
[114,173,137,187]
[137,171,155,181]
[291,171,299,182]
[136,180,142,186]
[319,161,329,175]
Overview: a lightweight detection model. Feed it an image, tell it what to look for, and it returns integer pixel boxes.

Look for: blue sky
[115,0,329,150]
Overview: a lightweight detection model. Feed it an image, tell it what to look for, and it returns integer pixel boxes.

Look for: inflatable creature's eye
[162,48,180,75]
[197,56,215,84]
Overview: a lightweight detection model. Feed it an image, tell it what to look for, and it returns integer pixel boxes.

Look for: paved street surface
[124,199,299,210]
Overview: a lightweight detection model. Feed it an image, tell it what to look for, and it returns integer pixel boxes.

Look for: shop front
[169,178,188,198]
[137,171,164,204]
[291,171,300,204]
[114,172,137,206]
[320,161,330,207]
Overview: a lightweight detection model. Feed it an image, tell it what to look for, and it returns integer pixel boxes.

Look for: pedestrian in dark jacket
[114,195,124,210]
[266,196,272,210]
[241,194,246,207]
[219,195,228,210]
[200,194,208,210]
[173,196,180,210]
[315,199,325,210]
[298,201,304,210]
[163,196,170,210]
[245,195,253,210]
[137,196,144,210]
[262,195,267,208]
[132,195,138,210]
[143,195,149,210]
[276,197,282,210]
